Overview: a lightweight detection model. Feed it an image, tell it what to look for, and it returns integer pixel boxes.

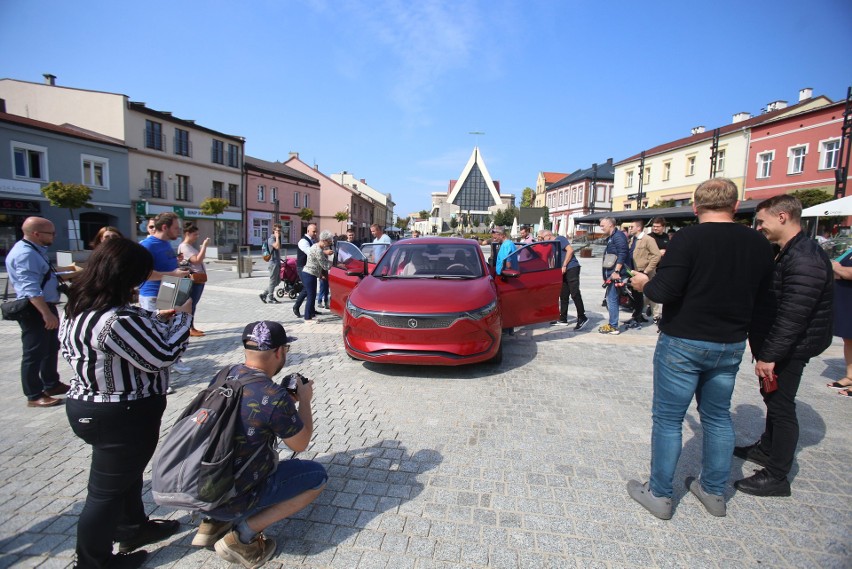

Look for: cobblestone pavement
[1,257,850,568]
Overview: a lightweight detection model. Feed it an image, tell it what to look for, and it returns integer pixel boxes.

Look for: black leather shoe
[733,442,770,468]
[117,519,180,553]
[734,468,791,497]
[99,550,148,569]
[292,305,302,318]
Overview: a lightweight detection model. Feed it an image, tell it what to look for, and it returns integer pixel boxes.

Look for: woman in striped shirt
[59,238,192,569]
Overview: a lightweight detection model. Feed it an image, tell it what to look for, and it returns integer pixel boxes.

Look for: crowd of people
[3,177,850,565]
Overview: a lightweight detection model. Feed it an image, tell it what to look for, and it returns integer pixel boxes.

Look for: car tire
[486,341,503,365]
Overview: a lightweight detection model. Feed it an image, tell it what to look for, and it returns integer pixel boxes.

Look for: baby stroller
[274,257,303,299]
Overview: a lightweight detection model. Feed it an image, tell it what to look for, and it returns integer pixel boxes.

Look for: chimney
[765,100,788,112]
[43,73,56,86]
[690,126,706,135]
[314,164,319,171]
[360,178,366,184]
[799,87,813,102]
[606,157,613,165]
[732,112,752,124]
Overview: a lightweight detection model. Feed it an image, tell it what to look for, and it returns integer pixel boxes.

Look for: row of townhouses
[535,87,850,235]
[0,76,394,258]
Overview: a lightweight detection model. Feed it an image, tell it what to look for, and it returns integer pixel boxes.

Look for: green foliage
[449,216,458,229]
[651,199,678,209]
[521,187,534,208]
[298,208,314,221]
[418,209,430,219]
[395,216,410,230]
[789,188,833,209]
[199,197,229,216]
[542,205,551,230]
[41,181,92,250]
[334,210,350,222]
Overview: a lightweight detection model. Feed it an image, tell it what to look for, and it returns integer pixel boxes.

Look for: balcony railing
[144,130,165,151]
[173,138,192,158]
[175,183,193,202]
[139,178,165,199]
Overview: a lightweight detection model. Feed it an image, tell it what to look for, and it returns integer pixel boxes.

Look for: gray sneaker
[627,480,672,520]
[686,476,726,517]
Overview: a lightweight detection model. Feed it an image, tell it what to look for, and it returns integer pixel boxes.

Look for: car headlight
[465,300,498,321]
[346,298,366,319]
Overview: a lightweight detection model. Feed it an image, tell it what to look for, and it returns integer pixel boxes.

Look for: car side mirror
[346,259,368,277]
[500,269,520,279]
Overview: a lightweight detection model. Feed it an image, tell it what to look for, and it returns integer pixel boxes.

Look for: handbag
[190,272,208,284]
[1,297,35,321]
[602,253,617,269]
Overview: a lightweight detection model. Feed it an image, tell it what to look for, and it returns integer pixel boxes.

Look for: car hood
[350,275,495,314]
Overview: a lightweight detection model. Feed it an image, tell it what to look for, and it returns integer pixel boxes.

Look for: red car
[329,237,563,365]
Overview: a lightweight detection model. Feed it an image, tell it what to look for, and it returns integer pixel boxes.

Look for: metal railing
[144,130,166,151]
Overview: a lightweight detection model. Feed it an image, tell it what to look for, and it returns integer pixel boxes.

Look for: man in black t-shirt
[625,178,774,520]
[648,217,669,255]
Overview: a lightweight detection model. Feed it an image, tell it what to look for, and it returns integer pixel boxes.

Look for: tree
[298,208,314,222]
[449,216,458,230]
[41,181,92,250]
[521,187,534,208]
[650,199,678,209]
[542,206,552,230]
[790,188,833,209]
[200,197,229,246]
[395,216,410,230]
[418,209,430,219]
[334,210,350,233]
[492,208,505,226]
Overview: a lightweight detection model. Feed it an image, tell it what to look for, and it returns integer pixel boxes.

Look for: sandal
[827,378,852,389]
[838,389,852,397]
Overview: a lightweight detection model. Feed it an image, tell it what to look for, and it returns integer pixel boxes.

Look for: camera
[282,372,309,395]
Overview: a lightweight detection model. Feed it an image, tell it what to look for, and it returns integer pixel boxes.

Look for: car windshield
[373,242,483,278]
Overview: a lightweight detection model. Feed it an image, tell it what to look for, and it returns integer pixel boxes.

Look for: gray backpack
[152,366,268,512]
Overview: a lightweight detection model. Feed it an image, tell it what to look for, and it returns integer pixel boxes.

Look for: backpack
[151,366,268,512]
[261,239,271,262]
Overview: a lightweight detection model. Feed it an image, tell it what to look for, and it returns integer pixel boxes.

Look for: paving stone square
[0,257,849,568]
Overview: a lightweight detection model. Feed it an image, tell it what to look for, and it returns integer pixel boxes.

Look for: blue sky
[2,0,851,218]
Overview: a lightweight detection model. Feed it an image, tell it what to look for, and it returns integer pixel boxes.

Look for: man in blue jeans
[597,217,628,335]
[628,178,774,519]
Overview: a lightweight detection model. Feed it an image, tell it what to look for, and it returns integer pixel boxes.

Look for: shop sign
[0,199,41,214]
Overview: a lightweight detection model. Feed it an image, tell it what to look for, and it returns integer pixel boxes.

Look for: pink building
[244,156,320,246]
[745,100,848,201]
[283,153,373,242]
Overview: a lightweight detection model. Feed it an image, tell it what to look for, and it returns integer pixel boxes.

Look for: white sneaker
[172,362,192,374]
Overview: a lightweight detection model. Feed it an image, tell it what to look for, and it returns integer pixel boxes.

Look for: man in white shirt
[370,223,391,260]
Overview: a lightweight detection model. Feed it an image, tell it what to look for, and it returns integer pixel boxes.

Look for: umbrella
[538,216,544,233]
[558,217,567,237]
[510,217,519,238]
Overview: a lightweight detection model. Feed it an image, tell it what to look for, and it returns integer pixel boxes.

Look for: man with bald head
[5,217,79,407]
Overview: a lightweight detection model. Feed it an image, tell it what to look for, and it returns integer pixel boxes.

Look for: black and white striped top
[60,306,191,403]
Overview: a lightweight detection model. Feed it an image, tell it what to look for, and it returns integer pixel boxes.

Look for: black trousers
[18,304,60,400]
[631,290,645,319]
[758,358,807,480]
[293,266,307,310]
[67,395,166,568]
[560,266,585,321]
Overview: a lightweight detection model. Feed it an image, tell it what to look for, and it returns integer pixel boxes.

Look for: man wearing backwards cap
[196,321,327,569]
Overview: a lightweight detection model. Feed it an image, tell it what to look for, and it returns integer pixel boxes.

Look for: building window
[227,144,240,167]
[623,203,632,210]
[211,140,224,164]
[271,187,278,202]
[304,194,309,208]
[643,166,651,185]
[686,156,696,176]
[228,183,239,206]
[174,128,190,157]
[662,161,671,181]
[148,170,164,198]
[294,191,300,208]
[176,174,190,202]
[788,145,807,175]
[145,120,163,151]
[625,170,634,188]
[12,142,48,180]
[757,151,774,179]
[820,139,841,170]
[257,184,265,202]
[716,149,726,173]
[81,155,109,188]
[212,180,223,199]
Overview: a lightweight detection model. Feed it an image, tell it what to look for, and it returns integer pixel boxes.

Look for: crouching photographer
[191,321,326,569]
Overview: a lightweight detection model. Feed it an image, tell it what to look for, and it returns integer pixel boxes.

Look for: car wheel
[487,340,503,365]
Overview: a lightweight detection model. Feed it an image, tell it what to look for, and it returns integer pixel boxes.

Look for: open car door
[494,240,563,328]
[329,241,368,317]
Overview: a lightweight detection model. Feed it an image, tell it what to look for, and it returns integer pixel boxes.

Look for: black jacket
[749,231,833,362]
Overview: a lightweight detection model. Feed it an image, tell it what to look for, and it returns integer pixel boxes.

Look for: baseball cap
[241,321,295,351]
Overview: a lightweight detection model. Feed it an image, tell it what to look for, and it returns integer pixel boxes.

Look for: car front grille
[366,313,458,329]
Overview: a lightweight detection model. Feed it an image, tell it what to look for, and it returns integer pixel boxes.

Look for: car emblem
[407,319,418,328]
